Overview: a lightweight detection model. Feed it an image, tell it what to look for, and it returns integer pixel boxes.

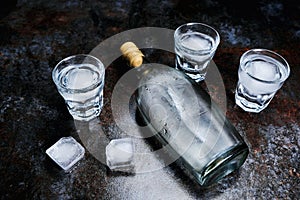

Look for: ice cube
[181,33,213,51]
[247,60,280,82]
[46,136,85,171]
[106,138,134,172]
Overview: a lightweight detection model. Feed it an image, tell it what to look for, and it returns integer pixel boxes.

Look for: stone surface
[0,0,299,199]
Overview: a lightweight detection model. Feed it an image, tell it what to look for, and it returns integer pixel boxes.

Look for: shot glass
[52,54,105,121]
[235,49,290,113]
[174,22,220,82]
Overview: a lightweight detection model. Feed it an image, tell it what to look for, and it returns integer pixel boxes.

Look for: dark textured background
[0,0,299,199]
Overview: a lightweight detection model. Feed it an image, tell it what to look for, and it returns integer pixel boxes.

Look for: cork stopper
[120,42,144,67]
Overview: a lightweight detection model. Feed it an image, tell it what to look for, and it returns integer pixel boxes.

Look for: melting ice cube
[181,32,213,51]
[247,60,280,82]
[46,136,85,171]
[106,138,134,172]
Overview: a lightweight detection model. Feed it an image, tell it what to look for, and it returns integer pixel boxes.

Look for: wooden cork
[120,42,144,67]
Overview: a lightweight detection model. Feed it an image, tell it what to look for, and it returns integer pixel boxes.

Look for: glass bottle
[121,42,249,186]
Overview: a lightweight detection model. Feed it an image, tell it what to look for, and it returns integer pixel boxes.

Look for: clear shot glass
[174,22,220,82]
[52,54,105,121]
[235,49,290,113]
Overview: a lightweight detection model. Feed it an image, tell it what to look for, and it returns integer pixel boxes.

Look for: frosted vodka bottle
[120,42,249,186]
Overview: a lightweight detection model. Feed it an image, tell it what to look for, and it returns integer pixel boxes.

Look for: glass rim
[240,48,290,84]
[52,54,105,93]
[174,22,220,55]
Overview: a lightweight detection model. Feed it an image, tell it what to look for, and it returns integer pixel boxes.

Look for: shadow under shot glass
[174,22,220,82]
[235,49,290,113]
[52,54,105,121]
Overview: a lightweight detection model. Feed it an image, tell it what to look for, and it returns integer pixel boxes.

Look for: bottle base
[195,143,249,187]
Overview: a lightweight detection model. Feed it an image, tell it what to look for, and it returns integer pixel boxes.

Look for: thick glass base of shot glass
[67,94,103,121]
[175,55,209,82]
[235,83,274,113]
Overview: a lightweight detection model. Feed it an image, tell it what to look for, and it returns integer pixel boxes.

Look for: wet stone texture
[0,0,300,199]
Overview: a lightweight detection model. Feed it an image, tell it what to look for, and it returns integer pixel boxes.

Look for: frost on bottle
[120,42,249,186]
